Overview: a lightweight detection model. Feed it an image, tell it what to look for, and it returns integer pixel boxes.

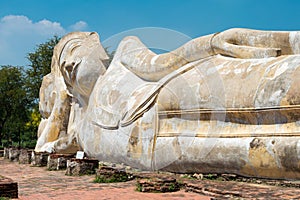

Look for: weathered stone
[65,158,99,176]
[34,28,300,180]
[8,148,20,162]
[47,154,74,170]
[0,175,18,198]
[95,166,133,183]
[31,151,49,167]
[19,149,32,164]
[3,148,9,159]
[136,176,180,193]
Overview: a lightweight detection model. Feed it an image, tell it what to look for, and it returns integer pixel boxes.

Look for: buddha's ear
[89,32,109,60]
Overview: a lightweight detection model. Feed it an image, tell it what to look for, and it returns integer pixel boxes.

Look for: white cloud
[69,21,88,31]
[0,15,88,66]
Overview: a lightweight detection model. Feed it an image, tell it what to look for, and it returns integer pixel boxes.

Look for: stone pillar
[65,158,99,176]
[19,149,32,164]
[3,147,9,159]
[31,151,49,167]
[47,154,74,170]
[8,148,20,162]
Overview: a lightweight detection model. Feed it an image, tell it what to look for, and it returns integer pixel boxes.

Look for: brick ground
[1,157,300,199]
[0,158,208,200]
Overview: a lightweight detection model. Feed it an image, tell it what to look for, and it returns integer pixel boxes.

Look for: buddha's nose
[65,62,76,72]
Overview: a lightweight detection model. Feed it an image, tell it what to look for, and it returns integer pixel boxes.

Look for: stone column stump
[0,175,18,198]
[47,154,74,170]
[31,151,49,167]
[65,158,99,176]
[8,148,20,162]
[19,149,32,164]
[95,166,134,183]
[3,147,9,159]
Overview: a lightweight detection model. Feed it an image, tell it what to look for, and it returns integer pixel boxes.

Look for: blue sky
[1,0,300,66]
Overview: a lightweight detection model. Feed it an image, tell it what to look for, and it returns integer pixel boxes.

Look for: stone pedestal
[95,166,133,183]
[0,175,18,198]
[47,154,74,170]
[19,149,32,164]
[8,148,20,162]
[31,151,49,167]
[3,147,9,159]
[65,158,99,176]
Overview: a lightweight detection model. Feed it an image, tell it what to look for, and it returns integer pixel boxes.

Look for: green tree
[104,47,115,68]
[22,36,60,147]
[0,66,29,146]
[26,36,60,109]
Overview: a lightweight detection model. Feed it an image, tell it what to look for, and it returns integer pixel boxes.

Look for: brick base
[0,175,18,198]
[136,175,180,193]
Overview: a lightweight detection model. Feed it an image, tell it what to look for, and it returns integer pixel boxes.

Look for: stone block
[47,154,74,170]
[19,149,32,164]
[31,151,49,167]
[3,148,9,159]
[0,175,18,198]
[65,158,99,176]
[95,166,133,183]
[8,148,20,162]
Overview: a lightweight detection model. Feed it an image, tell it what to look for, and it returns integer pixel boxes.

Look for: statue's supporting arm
[119,34,214,81]
[118,28,300,81]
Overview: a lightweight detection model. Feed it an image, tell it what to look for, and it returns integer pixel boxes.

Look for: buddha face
[58,32,109,101]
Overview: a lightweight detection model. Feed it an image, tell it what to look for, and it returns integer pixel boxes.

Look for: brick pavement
[2,157,300,199]
[0,158,209,200]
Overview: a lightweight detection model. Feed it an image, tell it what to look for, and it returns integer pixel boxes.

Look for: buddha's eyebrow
[70,45,81,54]
[58,38,82,64]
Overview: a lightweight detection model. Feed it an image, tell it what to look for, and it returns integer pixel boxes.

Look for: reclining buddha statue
[35,28,300,179]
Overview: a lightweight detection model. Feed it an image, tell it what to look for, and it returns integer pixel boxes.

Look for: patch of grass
[168,183,176,191]
[94,174,130,183]
[136,182,142,192]
[0,197,10,200]
[202,174,225,181]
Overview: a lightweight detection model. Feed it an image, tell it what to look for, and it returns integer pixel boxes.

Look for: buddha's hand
[211,28,282,59]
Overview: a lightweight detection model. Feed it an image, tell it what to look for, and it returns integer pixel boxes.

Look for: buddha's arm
[119,34,214,81]
[119,28,299,81]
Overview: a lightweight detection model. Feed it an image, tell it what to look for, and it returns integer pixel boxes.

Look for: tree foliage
[0,36,60,148]
[26,36,60,109]
[104,47,115,68]
[0,66,29,146]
